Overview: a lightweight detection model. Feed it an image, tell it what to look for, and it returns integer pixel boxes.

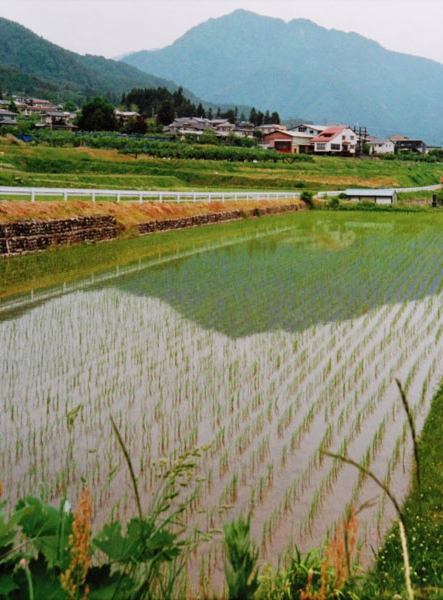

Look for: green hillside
[0,17,182,103]
[0,16,255,118]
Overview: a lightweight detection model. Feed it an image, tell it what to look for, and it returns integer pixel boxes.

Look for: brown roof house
[262,129,314,154]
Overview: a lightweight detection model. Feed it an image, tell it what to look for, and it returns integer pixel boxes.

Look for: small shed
[345,188,398,205]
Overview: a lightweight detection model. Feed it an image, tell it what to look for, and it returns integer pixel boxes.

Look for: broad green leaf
[87,566,133,600]
[16,556,65,600]
[15,497,73,569]
[0,505,34,554]
[93,520,142,563]
[0,573,18,597]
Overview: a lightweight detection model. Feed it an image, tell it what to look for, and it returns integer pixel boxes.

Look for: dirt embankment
[0,198,304,232]
[0,198,305,235]
[0,199,306,255]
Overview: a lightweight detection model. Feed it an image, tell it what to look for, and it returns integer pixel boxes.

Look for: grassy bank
[0,140,441,232]
[1,139,443,193]
[358,383,443,599]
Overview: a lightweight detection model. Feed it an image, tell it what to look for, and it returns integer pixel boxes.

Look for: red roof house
[312,126,357,154]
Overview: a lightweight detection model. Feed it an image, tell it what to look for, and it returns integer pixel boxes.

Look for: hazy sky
[2,0,443,64]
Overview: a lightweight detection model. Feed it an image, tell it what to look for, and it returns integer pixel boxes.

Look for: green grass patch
[1,142,443,193]
[361,384,443,599]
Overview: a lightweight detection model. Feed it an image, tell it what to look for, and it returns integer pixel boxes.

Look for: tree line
[120,86,281,127]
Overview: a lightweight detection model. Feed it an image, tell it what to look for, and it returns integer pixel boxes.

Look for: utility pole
[354,126,369,156]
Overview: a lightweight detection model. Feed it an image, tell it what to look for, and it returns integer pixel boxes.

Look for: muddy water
[2,211,443,595]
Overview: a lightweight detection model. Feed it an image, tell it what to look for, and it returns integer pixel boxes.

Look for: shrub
[300,190,314,208]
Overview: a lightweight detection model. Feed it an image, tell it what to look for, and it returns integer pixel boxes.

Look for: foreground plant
[224,513,260,600]
[0,415,207,600]
[60,487,92,599]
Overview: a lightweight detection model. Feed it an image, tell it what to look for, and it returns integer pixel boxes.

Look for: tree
[200,128,218,145]
[63,100,77,112]
[8,98,18,113]
[256,110,265,126]
[124,115,147,135]
[196,103,206,118]
[76,96,117,131]
[221,108,236,124]
[156,100,175,126]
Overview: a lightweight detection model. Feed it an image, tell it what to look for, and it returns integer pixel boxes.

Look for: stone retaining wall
[138,204,302,235]
[0,215,117,256]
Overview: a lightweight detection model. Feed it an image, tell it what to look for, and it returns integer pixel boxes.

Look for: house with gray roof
[0,109,18,127]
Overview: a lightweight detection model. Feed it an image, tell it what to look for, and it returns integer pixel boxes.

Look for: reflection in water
[3,213,443,338]
[2,211,443,593]
[110,215,443,337]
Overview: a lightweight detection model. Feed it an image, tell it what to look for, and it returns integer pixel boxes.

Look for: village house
[211,119,236,135]
[290,123,327,136]
[35,111,76,130]
[115,110,141,128]
[165,117,237,139]
[0,109,18,127]
[262,129,314,154]
[256,123,287,136]
[367,138,396,155]
[20,98,61,116]
[312,125,357,154]
[394,138,427,154]
[234,121,256,138]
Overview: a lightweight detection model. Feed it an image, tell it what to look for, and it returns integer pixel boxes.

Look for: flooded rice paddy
[2,211,443,589]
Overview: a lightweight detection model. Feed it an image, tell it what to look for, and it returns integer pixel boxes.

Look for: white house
[368,138,395,155]
[312,125,357,154]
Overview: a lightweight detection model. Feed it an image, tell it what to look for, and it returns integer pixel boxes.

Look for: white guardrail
[0,185,440,203]
[0,186,300,203]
